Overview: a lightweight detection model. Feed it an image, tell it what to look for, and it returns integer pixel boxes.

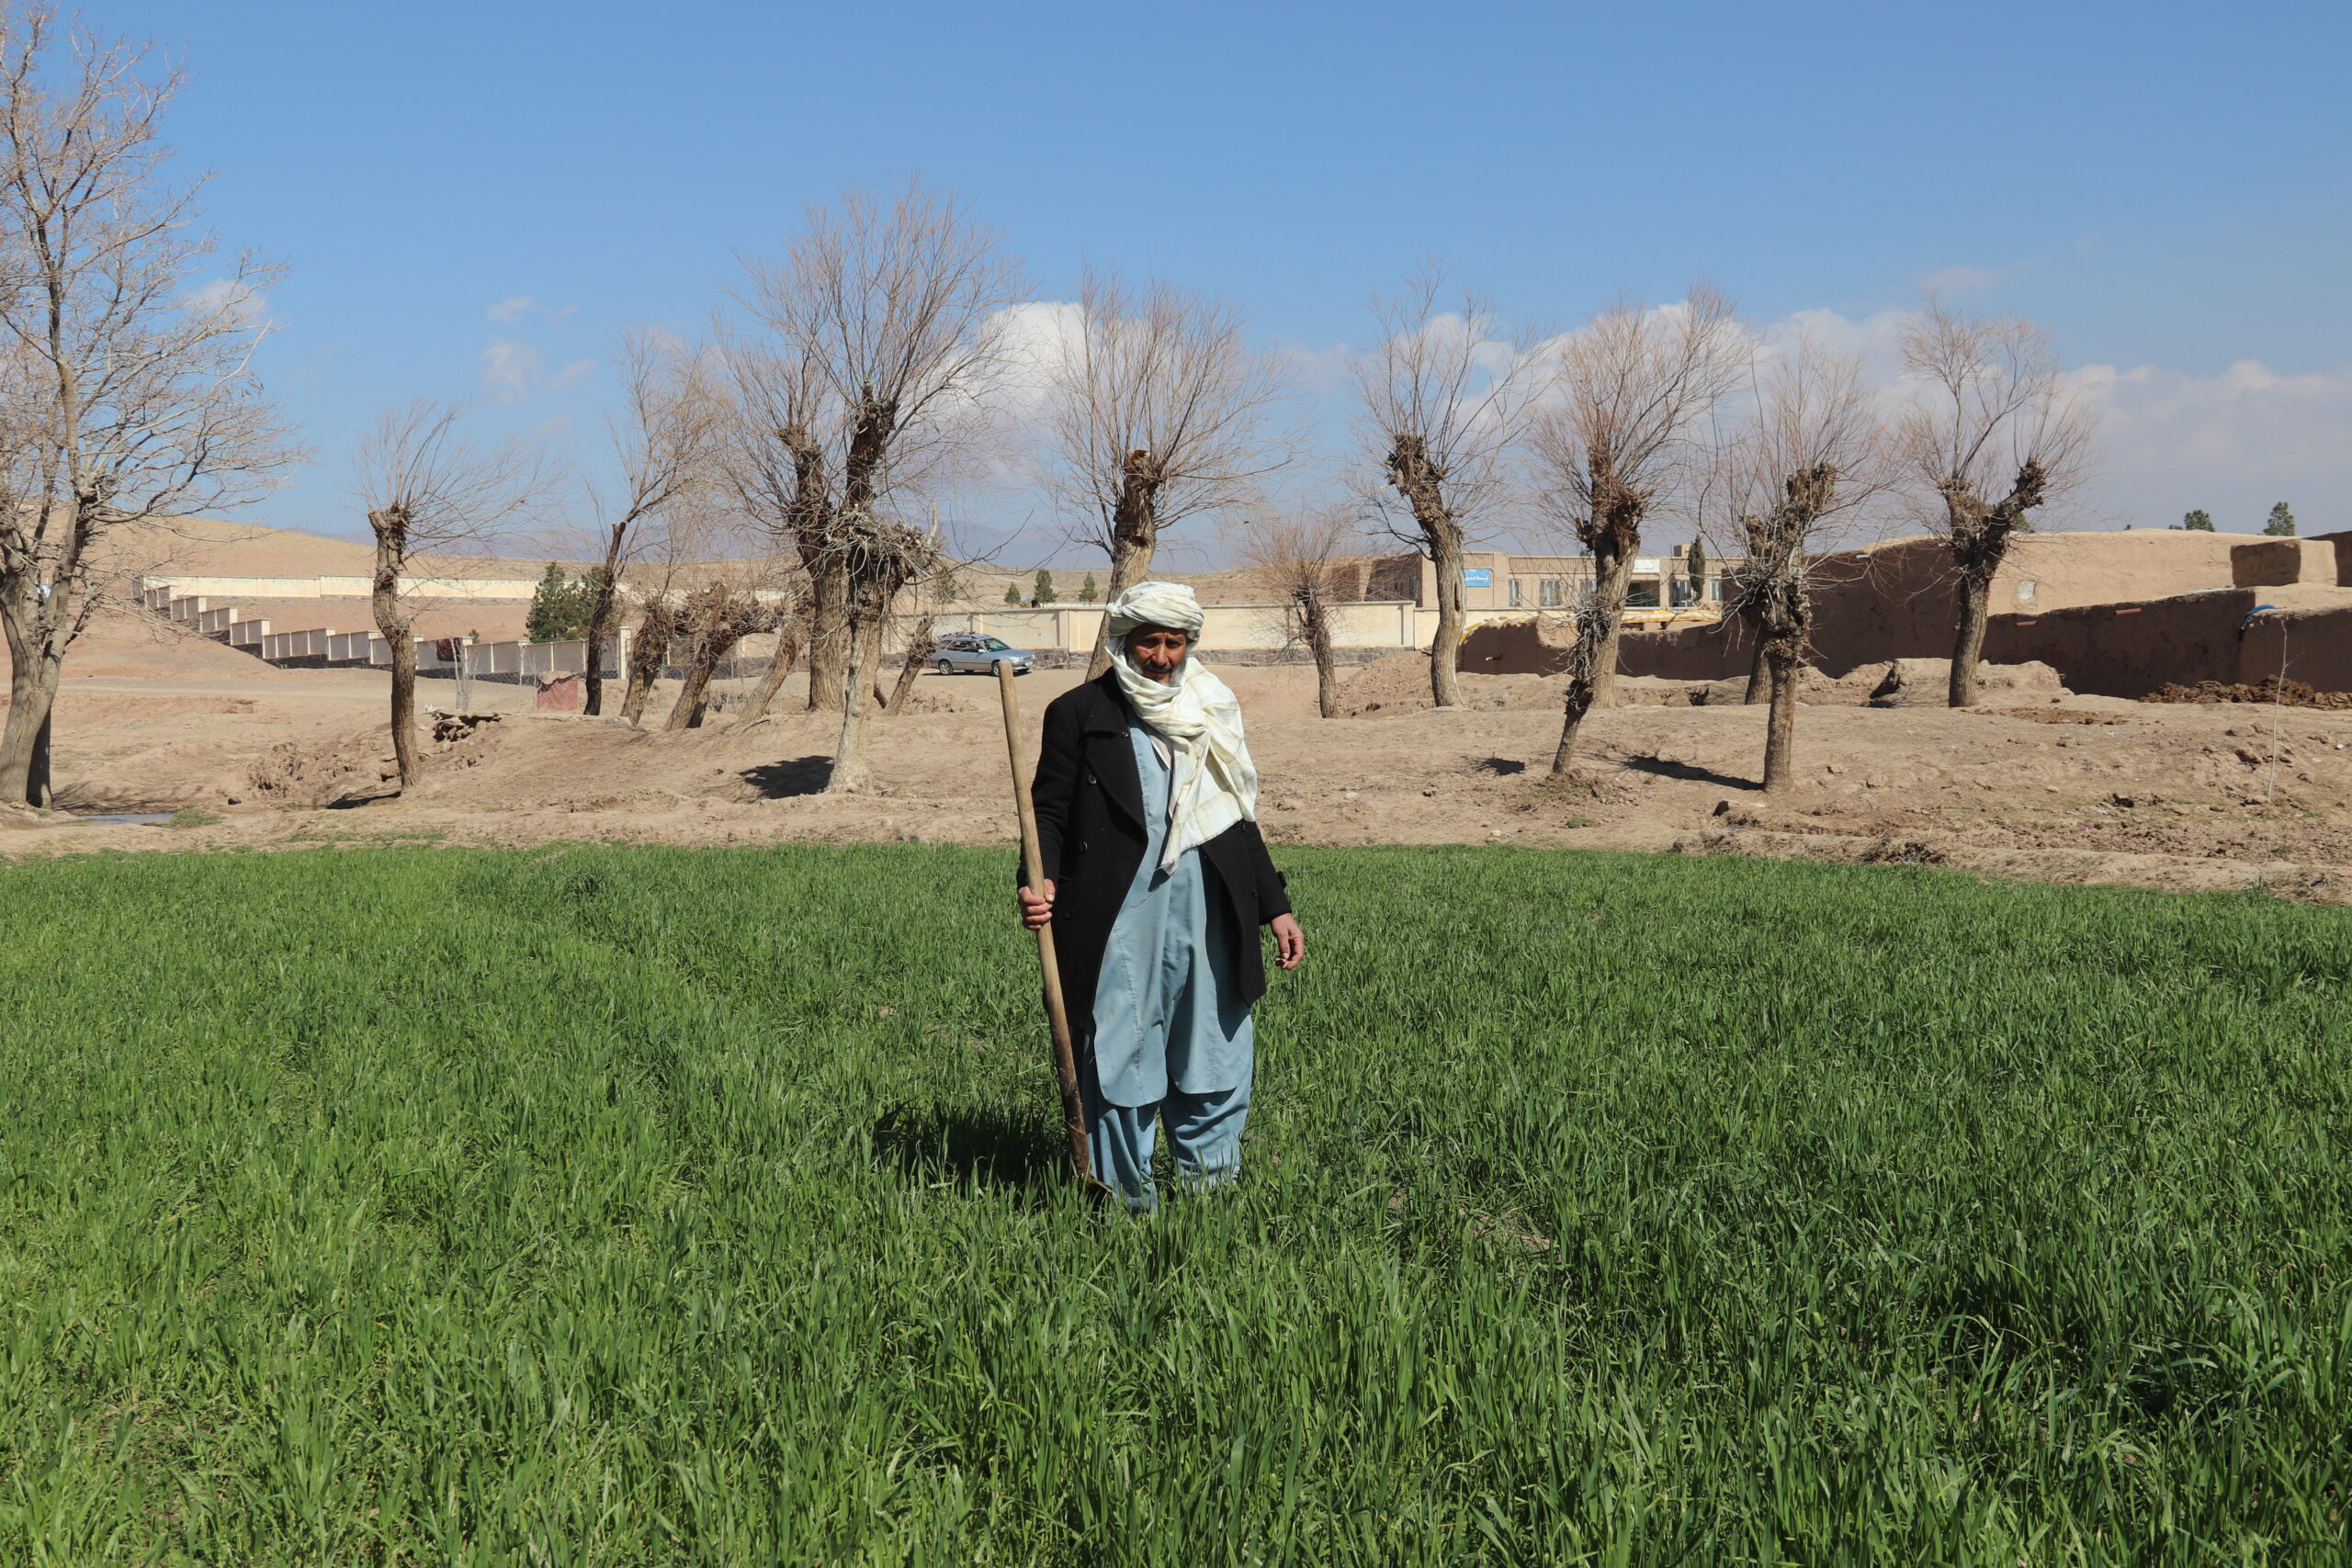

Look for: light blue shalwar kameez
[1083,710,1255,1211]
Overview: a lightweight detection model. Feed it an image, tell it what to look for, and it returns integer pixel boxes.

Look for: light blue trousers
[1080,1051,1251,1213]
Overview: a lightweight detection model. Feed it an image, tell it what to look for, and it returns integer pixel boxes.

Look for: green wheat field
[1,843,2346,1564]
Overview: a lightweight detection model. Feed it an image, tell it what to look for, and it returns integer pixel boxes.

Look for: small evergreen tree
[1080,572,1098,602]
[1003,581,1022,605]
[2178,509,2215,532]
[526,562,597,642]
[1686,539,1707,594]
[1034,568,1055,604]
[2264,502,2297,536]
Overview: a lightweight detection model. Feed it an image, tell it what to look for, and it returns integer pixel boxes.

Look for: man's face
[1126,626,1192,682]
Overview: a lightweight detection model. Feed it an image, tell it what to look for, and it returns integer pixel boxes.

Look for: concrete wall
[934,600,1428,655]
[141,572,542,602]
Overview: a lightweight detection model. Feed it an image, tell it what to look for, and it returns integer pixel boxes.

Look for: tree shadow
[740,756,833,798]
[1616,751,1760,791]
[1473,756,1526,776]
[869,1101,1065,1199]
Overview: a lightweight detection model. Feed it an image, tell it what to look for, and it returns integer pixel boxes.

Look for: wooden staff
[997,660,1094,1186]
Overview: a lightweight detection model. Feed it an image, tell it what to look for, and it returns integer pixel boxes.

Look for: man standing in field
[1017,582,1304,1211]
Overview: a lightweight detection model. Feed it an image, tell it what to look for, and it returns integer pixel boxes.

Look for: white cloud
[480,337,540,402]
[547,357,598,391]
[2064,357,2352,530]
[1917,264,1999,298]
[487,294,578,324]
[183,276,267,324]
[1753,305,2352,531]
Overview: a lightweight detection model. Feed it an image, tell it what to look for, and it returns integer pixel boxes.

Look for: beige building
[1382,548,1739,614]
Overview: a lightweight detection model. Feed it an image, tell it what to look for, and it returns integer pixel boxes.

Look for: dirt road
[8,652,2352,903]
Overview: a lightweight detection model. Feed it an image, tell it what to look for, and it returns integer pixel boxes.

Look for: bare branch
[1036,265,1299,675]
[1529,285,1749,776]
[1352,258,1544,706]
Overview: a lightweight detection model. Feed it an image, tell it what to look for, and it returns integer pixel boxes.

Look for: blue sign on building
[1463,568,1493,588]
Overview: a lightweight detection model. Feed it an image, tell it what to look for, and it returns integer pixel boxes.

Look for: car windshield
[981,637,1011,651]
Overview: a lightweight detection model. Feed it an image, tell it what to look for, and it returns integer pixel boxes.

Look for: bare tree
[730,179,1021,737]
[0,10,299,805]
[619,594,679,726]
[1237,502,1354,717]
[577,328,724,716]
[882,608,936,716]
[662,580,776,729]
[1896,298,2093,706]
[352,401,546,786]
[823,513,941,793]
[1532,287,1747,779]
[1038,266,1296,678]
[1353,261,1542,708]
[727,581,808,727]
[1716,342,1892,795]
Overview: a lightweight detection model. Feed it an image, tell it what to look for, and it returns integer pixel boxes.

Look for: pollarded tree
[1237,502,1355,718]
[1354,261,1543,709]
[0,9,300,805]
[1717,340,1893,796]
[353,401,548,786]
[577,328,726,716]
[1532,287,1748,778]
[730,179,1023,720]
[1039,265,1297,679]
[1896,298,2093,706]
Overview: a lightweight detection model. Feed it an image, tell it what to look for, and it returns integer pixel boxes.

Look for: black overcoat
[1023,671,1292,1028]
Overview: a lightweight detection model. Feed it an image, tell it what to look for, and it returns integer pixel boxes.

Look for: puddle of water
[71,812,175,827]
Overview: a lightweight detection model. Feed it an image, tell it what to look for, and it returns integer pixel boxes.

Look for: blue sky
[98,0,2352,561]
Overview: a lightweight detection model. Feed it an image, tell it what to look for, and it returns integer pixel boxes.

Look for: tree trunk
[1948,568,1994,707]
[582,577,620,716]
[825,613,891,794]
[803,554,850,713]
[1426,531,1466,708]
[884,615,934,716]
[1087,457,1165,679]
[1305,599,1340,719]
[369,521,417,788]
[731,626,802,728]
[621,616,666,725]
[665,631,744,731]
[1547,546,1636,777]
[1762,642,1800,796]
[0,598,61,807]
[1086,532,1154,679]
[1743,610,1769,705]
[1584,545,1635,710]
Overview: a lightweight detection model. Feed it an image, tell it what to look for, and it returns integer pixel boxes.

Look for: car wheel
[936,660,955,676]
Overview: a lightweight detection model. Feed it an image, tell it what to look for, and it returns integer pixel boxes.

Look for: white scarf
[1104,582,1259,871]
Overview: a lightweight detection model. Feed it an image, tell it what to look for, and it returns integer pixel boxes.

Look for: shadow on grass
[741,757,833,798]
[870,1101,1066,1199]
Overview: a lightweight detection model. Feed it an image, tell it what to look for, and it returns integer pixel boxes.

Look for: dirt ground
[9,632,2352,905]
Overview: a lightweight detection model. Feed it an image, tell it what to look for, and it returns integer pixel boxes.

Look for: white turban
[1105,581,1204,638]
[1102,580,1257,870]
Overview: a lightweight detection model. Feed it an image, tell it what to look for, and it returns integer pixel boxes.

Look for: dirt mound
[1867,658,2070,707]
[62,606,294,680]
[2147,678,2352,710]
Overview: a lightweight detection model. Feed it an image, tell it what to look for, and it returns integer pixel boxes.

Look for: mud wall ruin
[1466,530,2352,697]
